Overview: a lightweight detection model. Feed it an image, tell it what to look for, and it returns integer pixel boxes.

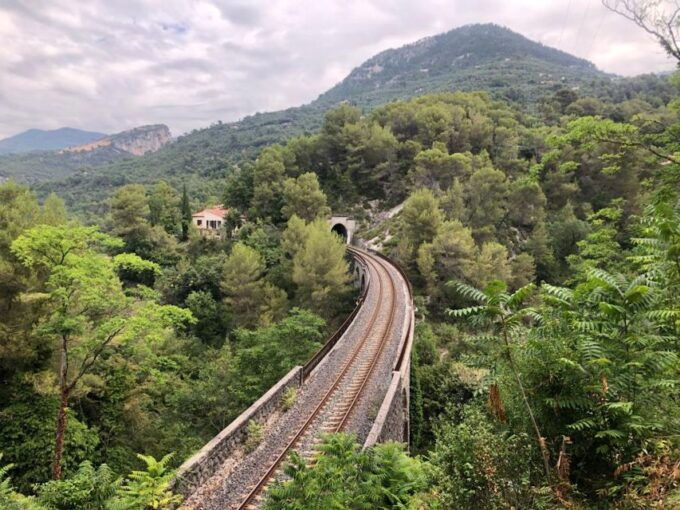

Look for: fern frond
[446,281,487,303]
[447,305,487,318]
[507,283,536,308]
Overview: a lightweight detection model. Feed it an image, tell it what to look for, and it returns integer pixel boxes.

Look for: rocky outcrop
[62,124,171,156]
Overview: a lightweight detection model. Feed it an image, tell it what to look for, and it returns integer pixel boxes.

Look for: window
[196,219,202,226]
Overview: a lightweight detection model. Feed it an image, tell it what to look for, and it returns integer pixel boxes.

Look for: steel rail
[332,249,398,432]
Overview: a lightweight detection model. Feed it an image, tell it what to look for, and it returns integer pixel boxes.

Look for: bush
[244,421,264,454]
[37,461,118,510]
[265,434,426,509]
[429,404,556,510]
[111,453,181,510]
[0,396,99,492]
[281,387,298,412]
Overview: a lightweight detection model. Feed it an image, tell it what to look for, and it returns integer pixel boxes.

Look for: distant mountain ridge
[0,124,171,185]
[0,127,107,155]
[2,23,674,212]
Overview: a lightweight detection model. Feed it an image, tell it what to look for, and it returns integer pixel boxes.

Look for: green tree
[537,268,680,485]
[280,215,309,260]
[232,309,325,406]
[180,183,192,242]
[292,220,350,316]
[109,185,180,265]
[474,242,512,289]
[417,220,477,296]
[252,145,288,221]
[549,202,590,265]
[221,242,286,327]
[509,252,536,290]
[11,225,193,479]
[39,193,68,226]
[465,165,509,239]
[408,144,471,191]
[508,179,547,228]
[148,181,181,236]
[109,185,150,246]
[440,179,466,221]
[281,172,331,221]
[401,188,443,250]
[449,281,551,478]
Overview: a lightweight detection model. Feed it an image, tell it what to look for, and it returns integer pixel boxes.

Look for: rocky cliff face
[63,124,171,156]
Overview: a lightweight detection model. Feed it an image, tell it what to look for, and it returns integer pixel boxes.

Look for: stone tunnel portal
[331,223,348,241]
[328,215,356,245]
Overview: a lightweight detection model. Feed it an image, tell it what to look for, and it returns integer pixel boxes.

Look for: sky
[0,0,675,139]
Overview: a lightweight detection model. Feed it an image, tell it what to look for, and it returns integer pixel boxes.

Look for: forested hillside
[9,24,673,215]
[0,125,171,186]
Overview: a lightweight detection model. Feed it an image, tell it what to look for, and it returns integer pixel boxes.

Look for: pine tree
[180,183,192,242]
[292,220,350,316]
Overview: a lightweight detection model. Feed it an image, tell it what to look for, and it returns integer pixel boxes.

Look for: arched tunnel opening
[331,223,348,242]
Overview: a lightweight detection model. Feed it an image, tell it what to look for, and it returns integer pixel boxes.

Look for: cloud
[0,0,674,139]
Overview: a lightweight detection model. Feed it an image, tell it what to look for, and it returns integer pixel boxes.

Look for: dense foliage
[3,20,680,508]
[241,73,678,510]
[0,167,353,507]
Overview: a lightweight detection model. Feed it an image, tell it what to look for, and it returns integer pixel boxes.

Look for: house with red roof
[192,205,228,238]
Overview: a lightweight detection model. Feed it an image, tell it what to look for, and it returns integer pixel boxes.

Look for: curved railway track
[236,247,402,509]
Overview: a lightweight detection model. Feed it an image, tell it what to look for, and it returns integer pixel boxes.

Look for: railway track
[236,248,400,509]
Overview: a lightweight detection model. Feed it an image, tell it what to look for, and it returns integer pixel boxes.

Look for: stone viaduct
[172,220,413,508]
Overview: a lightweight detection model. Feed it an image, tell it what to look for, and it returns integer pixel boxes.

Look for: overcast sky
[0,0,675,139]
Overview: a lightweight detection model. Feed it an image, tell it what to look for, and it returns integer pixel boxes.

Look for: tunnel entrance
[331,223,348,241]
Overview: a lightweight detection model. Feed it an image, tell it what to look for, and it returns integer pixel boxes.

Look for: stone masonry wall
[363,272,414,449]
[363,372,405,447]
[173,366,302,496]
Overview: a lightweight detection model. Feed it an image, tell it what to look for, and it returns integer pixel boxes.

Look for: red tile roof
[192,206,228,218]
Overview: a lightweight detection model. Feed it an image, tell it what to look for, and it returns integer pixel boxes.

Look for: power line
[586,6,608,60]
[573,0,593,52]
[558,0,574,46]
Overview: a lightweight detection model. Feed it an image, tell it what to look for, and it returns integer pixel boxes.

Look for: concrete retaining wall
[173,366,303,496]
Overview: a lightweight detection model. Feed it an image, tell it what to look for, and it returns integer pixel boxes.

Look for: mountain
[0,127,107,155]
[62,124,171,156]
[318,23,603,108]
[0,125,171,185]
[13,24,676,211]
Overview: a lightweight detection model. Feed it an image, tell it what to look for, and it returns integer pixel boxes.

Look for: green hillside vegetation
[0,147,134,185]
[2,73,679,507]
[6,24,672,216]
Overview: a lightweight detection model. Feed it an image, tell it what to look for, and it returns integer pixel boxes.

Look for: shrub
[111,453,181,510]
[429,404,556,510]
[281,387,298,412]
[37,461,118,510]
[244,421,264,453]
